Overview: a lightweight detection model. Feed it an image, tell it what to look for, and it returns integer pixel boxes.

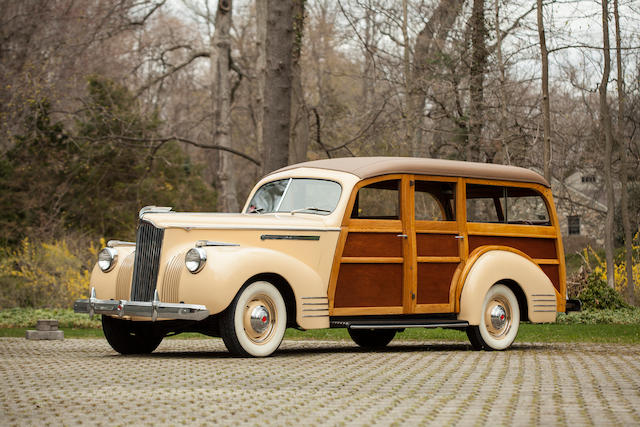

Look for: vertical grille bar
[130,221,164,301]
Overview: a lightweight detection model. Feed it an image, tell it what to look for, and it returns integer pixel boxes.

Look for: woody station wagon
[75,157,579,356]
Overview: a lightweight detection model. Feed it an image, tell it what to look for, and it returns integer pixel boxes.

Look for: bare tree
[537,0,551,182]
[289,0,310,164]
[614,0,634,300]
[211,0,238,212]
[262,0,295,173]
[599,0,616,288]
[467,0,488,162]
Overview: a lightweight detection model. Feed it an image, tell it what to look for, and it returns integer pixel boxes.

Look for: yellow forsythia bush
[582,237,640,301]
[0,238,101,308]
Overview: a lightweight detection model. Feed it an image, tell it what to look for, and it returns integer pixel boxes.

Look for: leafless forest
[1,0,639,306]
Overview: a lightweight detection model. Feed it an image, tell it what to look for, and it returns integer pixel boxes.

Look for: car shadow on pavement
[113,340,568,359]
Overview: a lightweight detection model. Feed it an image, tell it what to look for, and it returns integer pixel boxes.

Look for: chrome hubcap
[490,305,507,330]
[243,294,276,345]
[250,306,270,334]
[484,296,512,339]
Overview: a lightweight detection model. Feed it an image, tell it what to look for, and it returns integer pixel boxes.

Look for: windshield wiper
[290,207,331,215]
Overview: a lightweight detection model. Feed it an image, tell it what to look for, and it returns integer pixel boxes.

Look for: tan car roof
[273,157,549,187]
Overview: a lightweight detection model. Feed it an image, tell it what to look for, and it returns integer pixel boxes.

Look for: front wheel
[220,281,287,357]
[348,328,396,349]
[466,284,520,351]
[101,315,164,354]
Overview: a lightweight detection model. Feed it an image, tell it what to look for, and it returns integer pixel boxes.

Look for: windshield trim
[274,178,292,212]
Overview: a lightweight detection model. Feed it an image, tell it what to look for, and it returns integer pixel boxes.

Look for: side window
[466,184,551,225]
[415,181,456,221]
[351,179,400,219]
[466,184,504,223]
[506,187,550,225]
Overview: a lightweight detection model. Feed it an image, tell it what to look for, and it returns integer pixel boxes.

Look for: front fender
[458,249,558,325]
[178,245,328,329]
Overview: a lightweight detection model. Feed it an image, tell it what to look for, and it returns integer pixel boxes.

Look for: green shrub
[0,308,101,328]
[556,308,640,324]
[577,274,629,310]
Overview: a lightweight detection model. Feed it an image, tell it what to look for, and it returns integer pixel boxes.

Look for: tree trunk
[467,0,487,162]
[494,0,509,163]
[262,0,294,173]
[408,0,465,157]
[599,0,616,289]
[255,0,266,164]
[402,0,412,155]
[212,0,238,212]
[289,0,309,164]
[537,0,551,182]
[614,0,634,302]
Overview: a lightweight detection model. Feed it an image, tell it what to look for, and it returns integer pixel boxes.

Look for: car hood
[141,211,340,230]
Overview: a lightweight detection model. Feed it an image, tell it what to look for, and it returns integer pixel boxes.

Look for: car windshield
[246,178,342,215]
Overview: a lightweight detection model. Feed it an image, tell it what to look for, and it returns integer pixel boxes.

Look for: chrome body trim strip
[195,240,240,247]
[74,288,209,321]
[303,314,330,318]
[107,240,135,248]
[260,234,320,241]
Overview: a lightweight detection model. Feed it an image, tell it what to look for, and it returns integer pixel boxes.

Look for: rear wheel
[348,328,396,349]
[220,281,287,357]
[101,315,164,354]
[466,284,520,351]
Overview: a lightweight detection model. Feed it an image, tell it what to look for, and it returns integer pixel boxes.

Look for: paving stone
[0,338,639,426]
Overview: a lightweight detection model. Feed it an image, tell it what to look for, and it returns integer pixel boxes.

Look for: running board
[331,319,469,330]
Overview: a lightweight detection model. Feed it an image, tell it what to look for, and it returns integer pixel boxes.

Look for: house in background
[551,171,607,254]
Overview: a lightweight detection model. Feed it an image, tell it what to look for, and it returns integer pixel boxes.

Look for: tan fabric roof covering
[272,157,549,187]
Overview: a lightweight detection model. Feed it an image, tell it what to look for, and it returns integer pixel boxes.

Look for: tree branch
[135,51,211,97]
[87,135,260,166]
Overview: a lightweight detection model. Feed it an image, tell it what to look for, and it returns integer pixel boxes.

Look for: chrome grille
[130,221,164,301]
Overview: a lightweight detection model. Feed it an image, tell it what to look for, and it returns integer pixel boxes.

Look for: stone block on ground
[36,319,59,331]
[25,330,64,340]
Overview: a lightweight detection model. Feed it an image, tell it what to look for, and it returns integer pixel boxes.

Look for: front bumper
[73,288,210,321]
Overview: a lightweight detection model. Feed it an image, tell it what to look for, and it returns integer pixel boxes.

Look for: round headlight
[185,247,207,273]
[98,247,118,272]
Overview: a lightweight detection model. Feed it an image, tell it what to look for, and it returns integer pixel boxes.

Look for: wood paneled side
[417,263,457,304]
[416,234,459,257]
[468,236,556,259]
[342,232,402,257]
[539,264,561,292]
[334,263,403,308]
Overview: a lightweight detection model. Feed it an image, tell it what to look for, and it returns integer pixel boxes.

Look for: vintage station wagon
[75,157,579,356]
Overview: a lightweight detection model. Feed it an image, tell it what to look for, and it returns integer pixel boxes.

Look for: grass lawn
[2,323,640,344]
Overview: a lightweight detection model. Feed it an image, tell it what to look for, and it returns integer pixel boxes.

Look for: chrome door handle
[454,235,465,239]
[397,234,408,238]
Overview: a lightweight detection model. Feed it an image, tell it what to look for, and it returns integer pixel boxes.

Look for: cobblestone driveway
[1,337,639,426]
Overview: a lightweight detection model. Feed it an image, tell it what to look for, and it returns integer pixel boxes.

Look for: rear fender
[458,249,557,325]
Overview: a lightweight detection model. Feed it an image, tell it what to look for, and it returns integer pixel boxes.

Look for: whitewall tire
[220,281,287,357]
[467,284,520,351]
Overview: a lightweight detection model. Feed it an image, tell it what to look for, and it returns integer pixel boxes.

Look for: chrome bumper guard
[73,288,210,321]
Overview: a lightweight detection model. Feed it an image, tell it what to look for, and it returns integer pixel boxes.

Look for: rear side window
[466,184,550,225]
[415,180,456,221]
[351,179,400,219]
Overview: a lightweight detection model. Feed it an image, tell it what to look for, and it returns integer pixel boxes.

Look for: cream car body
[76,157,577,356]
